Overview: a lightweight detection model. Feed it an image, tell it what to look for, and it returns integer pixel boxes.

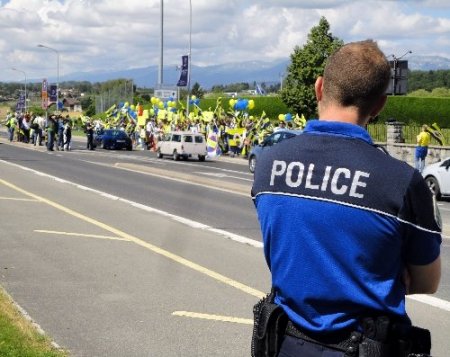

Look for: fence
[367,123,450,145]
[95,82,134,115]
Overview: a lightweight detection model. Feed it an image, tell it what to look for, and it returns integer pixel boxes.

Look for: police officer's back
[251,40,441,357]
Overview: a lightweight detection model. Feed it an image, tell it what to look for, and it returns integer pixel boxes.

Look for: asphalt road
[0,132,449,356]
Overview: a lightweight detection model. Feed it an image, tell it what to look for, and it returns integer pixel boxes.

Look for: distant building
[63,98,82,112]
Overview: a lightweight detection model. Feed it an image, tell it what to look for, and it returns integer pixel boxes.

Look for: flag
[206,132,222,159]
[256,83,266,96]
[177,55,189,87]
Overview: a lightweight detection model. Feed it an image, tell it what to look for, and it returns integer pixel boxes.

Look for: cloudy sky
[1,0,450,83]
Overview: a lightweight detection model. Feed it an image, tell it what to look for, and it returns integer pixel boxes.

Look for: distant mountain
[62,59,289,89]
[59,55,450,89]
[407,55,450,71]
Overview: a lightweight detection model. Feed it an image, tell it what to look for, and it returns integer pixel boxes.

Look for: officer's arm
[406,256,441,295]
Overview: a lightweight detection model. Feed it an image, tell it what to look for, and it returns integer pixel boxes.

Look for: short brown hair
[322,40,391,118]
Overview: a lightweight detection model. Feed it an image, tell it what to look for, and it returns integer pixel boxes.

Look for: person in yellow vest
[415,125,431,173]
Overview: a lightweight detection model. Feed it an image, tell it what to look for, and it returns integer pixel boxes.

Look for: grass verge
[0,287,68,357]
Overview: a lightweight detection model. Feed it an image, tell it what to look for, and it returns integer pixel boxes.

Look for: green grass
[0,288,68,357]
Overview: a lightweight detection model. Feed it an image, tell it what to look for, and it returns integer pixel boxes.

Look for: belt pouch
[251,290,288,357]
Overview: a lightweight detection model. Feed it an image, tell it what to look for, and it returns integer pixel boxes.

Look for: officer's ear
[315,77,324,102]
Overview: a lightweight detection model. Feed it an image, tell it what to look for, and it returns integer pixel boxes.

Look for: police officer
[251,40,441,356]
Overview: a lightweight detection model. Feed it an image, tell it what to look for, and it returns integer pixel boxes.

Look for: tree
[280,17,343,119]
[191,82,205,98]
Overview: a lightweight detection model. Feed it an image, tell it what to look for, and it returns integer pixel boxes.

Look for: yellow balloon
[130,105,136,111]
[248,99,255,110]
[151,97,157,105]
[150,109,155,116]
[191,95,197,100]
[158,102,164,109]
[278,114,285,121]
[229,99,236,108]
[124,102,129,107]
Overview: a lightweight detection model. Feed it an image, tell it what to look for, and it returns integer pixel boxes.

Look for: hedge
[198,95,450,129]
[379,96,450,128]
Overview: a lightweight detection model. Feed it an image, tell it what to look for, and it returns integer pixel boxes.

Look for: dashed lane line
[34,230,129,241]
[172,311,253,325]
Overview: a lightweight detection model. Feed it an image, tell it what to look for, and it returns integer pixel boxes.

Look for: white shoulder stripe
[253,191,442,235]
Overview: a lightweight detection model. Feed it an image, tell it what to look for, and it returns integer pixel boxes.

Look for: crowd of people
[85,111,302,158]
[3,111,72,151]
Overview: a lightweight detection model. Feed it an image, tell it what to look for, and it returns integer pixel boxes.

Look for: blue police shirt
[251,120,442,335]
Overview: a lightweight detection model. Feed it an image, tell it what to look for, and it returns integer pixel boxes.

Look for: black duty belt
[285,320,361,356]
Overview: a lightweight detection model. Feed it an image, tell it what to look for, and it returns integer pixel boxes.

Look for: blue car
[248,129,302,173]
[95,129,133,151]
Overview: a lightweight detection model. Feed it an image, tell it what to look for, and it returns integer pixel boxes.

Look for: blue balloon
[234,99,248,111]
[194,98,200,105]
[285,113,293,121]
[128,109,137,119]
[118,102,124,108]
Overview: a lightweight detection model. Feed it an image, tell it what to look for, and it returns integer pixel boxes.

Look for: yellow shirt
[416,131,431,147]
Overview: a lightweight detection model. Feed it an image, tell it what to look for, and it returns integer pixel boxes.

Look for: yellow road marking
[34,230,129,242]
[0,178,265,299]
[172,311,253,325]
[0,196,39,202]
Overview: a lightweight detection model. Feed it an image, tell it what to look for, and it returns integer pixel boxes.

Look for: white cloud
[1,0,450,82]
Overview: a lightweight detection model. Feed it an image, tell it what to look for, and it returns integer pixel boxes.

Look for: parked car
[422,157,450,200]
[248,129,302,173]
[95,129,132,151]
[156,131,207,161]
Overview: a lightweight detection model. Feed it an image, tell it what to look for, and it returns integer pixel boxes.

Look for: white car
[422,157,450,200]
[156,131,207,161]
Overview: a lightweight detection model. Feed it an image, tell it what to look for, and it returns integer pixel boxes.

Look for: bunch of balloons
[189,95,200,106]
[150,96,177,114]
[228,98,255,111]
[278,113,293,122]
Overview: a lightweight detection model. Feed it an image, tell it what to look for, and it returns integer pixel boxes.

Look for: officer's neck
[318,105,369,127]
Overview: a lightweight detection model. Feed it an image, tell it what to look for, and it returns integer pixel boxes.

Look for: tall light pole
[11,67,27,113]
[186,0,192,117]
[391,50,412,96]
[158,0,164,88]
[37,44,60,112]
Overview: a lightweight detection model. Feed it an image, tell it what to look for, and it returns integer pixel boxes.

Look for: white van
[156,131,207,161]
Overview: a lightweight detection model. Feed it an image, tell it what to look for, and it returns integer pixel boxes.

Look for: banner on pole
[49,84,57,103]
[42,79,48,109]
[16,93,25,112]
[177,55,189,87]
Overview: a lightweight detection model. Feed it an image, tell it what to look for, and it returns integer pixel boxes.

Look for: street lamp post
[37,44,60,112]
[11,67,27,113]
[391,50,412,96]
[186,0,192,117]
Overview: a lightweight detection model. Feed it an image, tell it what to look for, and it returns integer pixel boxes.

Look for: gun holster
[251,289,288,357]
